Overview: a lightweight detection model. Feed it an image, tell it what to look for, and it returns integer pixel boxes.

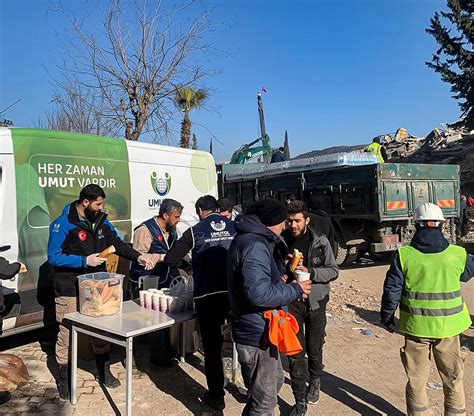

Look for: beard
[165,222,176,233]
[292,227,307,240]
[85,206,100,223]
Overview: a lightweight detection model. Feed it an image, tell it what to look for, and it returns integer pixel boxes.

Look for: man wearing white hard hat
[381,202,473,416]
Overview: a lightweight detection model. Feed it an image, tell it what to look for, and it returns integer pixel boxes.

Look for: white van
[0,127,218,336]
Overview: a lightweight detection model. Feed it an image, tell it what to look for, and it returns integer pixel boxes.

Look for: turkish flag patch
[157,235,163,241]
[78,230,87,241]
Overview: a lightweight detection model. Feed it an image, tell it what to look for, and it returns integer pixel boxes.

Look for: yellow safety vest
[398,245,472,338]
[367,142,385,163]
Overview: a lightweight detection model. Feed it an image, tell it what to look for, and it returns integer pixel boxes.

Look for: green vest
[367,142,384,163]
[398,245,471,338]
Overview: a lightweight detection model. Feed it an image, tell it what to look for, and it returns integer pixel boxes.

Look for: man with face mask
[48,184,152,401]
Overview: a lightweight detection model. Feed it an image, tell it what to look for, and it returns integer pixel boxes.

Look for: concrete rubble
[385,125,474,196]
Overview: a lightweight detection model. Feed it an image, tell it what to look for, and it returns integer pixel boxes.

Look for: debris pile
[387,125,474,195]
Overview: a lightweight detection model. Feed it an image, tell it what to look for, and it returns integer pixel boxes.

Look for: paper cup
[139,290,147,308]
[295,271,311,282]
[159,295,169,313]
[152,294,161,311]
[144,291,153,309]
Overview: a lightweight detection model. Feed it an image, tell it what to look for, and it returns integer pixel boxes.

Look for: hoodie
[227,214,303,347]
[380,227,474,325]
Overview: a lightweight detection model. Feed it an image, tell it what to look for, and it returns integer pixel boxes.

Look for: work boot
[0,391,11,405]
[57,364,70,401]
[306,377,321,404]
[202,390,225,411]
[289,401,307,416]
[95,354,121,389]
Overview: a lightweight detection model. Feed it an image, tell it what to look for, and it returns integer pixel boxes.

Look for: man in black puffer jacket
[227,198,311,416]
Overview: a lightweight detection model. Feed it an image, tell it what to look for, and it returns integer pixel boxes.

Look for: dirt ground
[1,261,473,415]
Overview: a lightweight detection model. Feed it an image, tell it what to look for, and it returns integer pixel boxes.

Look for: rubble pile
[327,279,381,323]
[387,126,474,195]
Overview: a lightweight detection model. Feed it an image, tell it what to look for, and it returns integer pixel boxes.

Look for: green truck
[219,162,460,265]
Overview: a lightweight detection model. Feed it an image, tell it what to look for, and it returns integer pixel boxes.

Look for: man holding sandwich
[48,184,152,400]
[282,200,338,416]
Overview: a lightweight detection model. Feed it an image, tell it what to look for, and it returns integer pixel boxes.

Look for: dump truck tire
[334,232,357,266]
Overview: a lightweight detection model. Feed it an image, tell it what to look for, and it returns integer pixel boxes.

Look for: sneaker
[202,390,225,411]
[306,377,320,404]
[289,401,307,416]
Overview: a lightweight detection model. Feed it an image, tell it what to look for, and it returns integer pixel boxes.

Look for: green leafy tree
[175,88,207,148]
[426,0,474,127]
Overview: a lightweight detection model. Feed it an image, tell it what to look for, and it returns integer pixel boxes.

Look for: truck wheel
[334,232,358,266]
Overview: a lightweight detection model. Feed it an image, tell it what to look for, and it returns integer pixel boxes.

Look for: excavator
[229,93,273,164]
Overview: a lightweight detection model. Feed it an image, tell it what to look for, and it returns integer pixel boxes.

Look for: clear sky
[0,0,460,162]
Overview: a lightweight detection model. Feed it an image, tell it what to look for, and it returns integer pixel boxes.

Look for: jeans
[236,342,284,416]
[287,296,327,402]
[195,293,229,399]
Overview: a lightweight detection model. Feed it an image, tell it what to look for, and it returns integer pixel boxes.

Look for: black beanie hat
[248,198,288,227]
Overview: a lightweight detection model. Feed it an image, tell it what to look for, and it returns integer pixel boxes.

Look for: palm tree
[175,87,207,148]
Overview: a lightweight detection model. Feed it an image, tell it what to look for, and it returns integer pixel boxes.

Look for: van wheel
[334,232,358,266]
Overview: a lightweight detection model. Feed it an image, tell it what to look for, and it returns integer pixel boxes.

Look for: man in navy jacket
[227,198,311,415]
[165,195,235,411]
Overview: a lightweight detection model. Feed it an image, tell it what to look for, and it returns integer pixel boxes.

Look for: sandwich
[98,245,116,259]
[290,249,303,272]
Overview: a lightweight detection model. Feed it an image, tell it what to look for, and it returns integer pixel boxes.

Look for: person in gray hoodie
[281,200,339,416]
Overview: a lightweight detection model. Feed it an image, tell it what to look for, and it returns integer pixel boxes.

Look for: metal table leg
[179,321,187,363]
[71,325,78,405]
[125,337,133,416]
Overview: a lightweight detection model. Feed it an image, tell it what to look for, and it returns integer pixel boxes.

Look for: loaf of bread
[98,245,116,259]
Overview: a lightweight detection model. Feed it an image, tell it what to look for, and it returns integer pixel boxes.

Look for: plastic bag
[0,354,29,392]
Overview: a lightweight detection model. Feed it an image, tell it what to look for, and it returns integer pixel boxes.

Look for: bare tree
[37,81,115,135]
[55,0,217,141]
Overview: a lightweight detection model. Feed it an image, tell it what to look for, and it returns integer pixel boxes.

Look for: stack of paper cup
[295,270,311,283]
[144,291,153,309]
[139,290,147,308]
[159,295,169,313]
[152,293,161,311]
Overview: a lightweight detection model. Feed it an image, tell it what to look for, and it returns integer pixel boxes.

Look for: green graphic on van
[150,172,171,196]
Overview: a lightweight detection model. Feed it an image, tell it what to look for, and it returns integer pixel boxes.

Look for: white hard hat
[414,202,445,222]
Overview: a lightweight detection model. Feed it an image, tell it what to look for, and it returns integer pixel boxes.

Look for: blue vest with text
[191,213,236,298]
